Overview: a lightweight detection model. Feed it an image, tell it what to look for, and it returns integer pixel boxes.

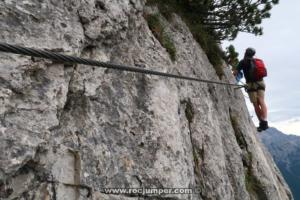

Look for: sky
[222,0,300,136]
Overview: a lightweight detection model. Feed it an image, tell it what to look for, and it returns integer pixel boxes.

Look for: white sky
[222,0,300,136]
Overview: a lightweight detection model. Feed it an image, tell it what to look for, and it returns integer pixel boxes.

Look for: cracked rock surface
[0,0,293,199]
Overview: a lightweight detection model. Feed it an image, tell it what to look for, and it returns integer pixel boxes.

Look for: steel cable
[0,42,244,87]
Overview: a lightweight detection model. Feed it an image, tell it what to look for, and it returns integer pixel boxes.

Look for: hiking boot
[261,120,269,130]
[257,120,269,132]
[257,126,263,132]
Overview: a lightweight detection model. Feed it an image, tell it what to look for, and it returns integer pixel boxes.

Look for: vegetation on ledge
[146,0,279,78]
[145,13,177,61]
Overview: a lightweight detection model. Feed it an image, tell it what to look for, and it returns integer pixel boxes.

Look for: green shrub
[245,165,268,200]
[180,99,194,123]
[162,34,176,61]
[145,13,176,61]
[191,25,225,78]
[146,0,225,78]
[225,45,239,68]
[229,112,268,199]
[146,14,162,38]
[230,114,247,149]
[185,99,194,124]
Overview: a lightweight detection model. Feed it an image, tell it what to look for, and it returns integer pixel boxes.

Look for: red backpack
[251,58,267,80]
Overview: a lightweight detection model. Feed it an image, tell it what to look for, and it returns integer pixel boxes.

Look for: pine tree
[182,0,279,40]
[225,45,239,68]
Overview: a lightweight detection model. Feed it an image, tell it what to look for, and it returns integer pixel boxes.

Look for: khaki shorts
[246,80,266,104]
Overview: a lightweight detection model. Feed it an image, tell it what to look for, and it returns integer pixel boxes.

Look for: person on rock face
[234,48,269,132]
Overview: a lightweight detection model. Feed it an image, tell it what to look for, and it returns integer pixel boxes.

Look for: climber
[233,48,269,132]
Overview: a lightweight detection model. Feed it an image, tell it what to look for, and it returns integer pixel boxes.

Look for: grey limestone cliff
[0,0,293,199]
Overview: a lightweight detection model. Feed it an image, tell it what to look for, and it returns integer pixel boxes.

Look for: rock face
[0,0,293,199]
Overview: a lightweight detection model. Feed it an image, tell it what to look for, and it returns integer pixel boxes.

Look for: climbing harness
[0,42,244,88]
